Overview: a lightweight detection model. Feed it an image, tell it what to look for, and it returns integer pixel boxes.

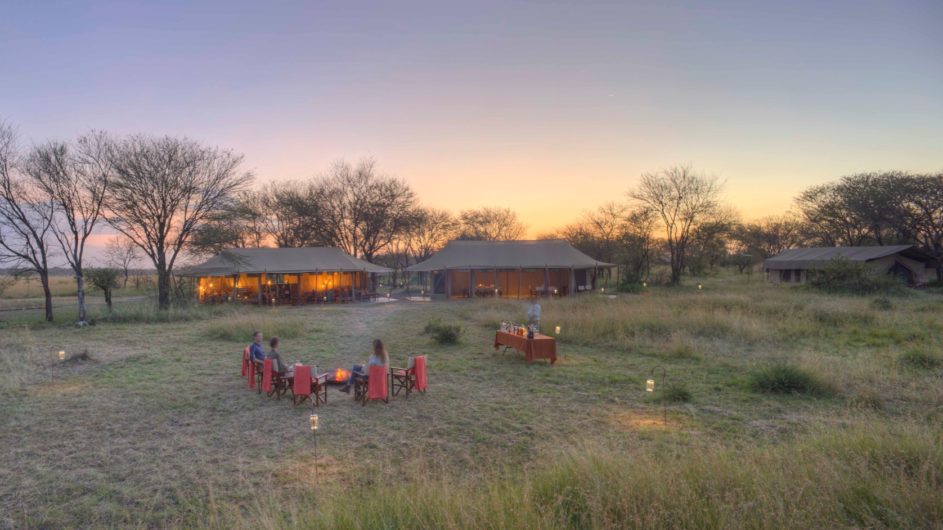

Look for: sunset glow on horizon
[2,0,941,245]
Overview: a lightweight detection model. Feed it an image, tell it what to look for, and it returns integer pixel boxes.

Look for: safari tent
[183,247,391,304]
[406,239,614,299]
[763,245,935,286]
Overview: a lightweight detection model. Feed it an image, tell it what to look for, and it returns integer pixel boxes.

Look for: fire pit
[326,368,351,385]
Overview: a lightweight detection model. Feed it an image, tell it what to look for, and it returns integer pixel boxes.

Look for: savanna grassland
[1,274,941,529]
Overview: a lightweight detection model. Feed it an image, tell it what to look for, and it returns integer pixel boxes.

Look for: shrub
[870,297,894,310]
[423,319,463,344]
[749,363,833,396]
[617,282,643,294]
[658,383,693,403]
[807,259,906,295]
[898,349,941,370]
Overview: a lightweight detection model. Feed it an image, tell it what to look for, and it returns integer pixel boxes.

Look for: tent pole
[518,266,523,299]
[494,267,499,298]
[544,267,549,298]
[469,269,473,299]
[257,274,263,305]
[445,268,451,299]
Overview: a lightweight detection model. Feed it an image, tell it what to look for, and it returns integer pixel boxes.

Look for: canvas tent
[763,245,935,286]
[406,239,614,298]
[182,247,391,304]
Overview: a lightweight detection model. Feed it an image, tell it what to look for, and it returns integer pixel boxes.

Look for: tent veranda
[180,247,391,304]
[406,240,614,299]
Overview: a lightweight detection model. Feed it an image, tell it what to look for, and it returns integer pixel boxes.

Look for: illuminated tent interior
[182,247,391,304]
[406,240,614,299]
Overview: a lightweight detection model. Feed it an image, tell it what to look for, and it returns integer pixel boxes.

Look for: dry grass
[1,273,942,528]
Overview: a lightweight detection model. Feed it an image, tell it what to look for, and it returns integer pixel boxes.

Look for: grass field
[1,273,941,528]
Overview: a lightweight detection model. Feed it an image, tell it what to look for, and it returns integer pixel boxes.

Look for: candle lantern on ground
[646,367,668,425]
[58,350,66,361]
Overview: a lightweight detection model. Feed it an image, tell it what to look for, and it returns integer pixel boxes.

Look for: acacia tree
[458,207,526,241]
[316,159,418,261]
[735,215,804,259]
[631,165,722,285]
[105,135,252,310]
[0,122,57,321]
[105,235,139,288]
[406,208,459,262]
[899,173,943,280]
[25,133,109,323]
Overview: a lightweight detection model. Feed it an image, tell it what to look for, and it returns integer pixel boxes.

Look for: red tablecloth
[494,331,557,364]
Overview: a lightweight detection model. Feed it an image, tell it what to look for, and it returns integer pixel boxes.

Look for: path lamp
[697,283,703,290]
[554,325,561,336]
[642,282,647,288]
[309,414,320,477]
[646,367,668,425]
[58,350,66,361]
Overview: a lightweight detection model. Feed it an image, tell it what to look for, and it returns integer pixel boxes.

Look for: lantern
[601,287,605,293]
[698,283,703,290]
[646,379,655,392]
[58,350,65,361]
[309,414,319,431]
[642,282,647,288]
[554,325,561,335]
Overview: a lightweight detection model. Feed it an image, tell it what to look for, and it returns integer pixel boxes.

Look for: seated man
[267,336,290,374]
[249,330,266,362]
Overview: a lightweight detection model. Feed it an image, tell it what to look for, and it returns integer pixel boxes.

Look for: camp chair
[292,365,329,407]
[391,355,427,398]
[261,359,289,400]
[241,346,250,378]
[354,364,389,406]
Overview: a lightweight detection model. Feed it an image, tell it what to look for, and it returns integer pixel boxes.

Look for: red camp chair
[262,358,289,400]
[292,365,328,407]
[354,364,389,406]
[391,355,428,398]
[241,346,250,378]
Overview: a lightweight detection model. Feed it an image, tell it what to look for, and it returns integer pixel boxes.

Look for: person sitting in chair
[339,339,389,394]
[249,330,266,362]
[267,336,290,374]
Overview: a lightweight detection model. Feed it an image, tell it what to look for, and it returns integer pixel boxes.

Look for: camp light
[642,282,647,288]
[601,287,605,293]
[309,414,319,431]
[555,325,561,335]
[698,283,703,290]
[646,379,655,392]
[58,350,65,361]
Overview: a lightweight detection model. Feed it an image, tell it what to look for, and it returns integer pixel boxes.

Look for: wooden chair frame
[293,372,328,407]
[390,356,427,399]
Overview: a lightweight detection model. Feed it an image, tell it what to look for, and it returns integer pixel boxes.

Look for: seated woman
[339,339,389,394]
[267,336,290,374]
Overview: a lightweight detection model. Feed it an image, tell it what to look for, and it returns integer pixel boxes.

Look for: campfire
[327,368,351,385]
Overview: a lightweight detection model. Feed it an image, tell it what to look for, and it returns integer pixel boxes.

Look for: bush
[898,349,941,370]
[749,363,833,396]
[423,319,463,344]
[807,259,906,295]
[870,297,894,310]
[617,282,643,294]
[658,383,693,403]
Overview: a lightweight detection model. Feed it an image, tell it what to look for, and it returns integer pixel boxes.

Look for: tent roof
[182,247,391,276]
[763,245,931,270]
[406,239,614,272]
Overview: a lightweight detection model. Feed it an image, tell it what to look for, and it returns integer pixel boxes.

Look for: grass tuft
[749,363,834,396]
[898,349,941,370]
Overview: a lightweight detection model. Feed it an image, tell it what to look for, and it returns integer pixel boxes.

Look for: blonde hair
[373,339,389,365]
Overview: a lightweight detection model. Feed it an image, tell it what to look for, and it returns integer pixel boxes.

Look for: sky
[2,0,942,259]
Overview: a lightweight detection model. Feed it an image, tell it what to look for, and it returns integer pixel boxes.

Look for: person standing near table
[527,299,542,330]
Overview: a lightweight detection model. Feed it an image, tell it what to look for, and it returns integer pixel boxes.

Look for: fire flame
[334,368,350,382]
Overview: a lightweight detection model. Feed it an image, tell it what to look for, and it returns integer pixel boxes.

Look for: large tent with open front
[406,239,614,299]
[183,247,391,304]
